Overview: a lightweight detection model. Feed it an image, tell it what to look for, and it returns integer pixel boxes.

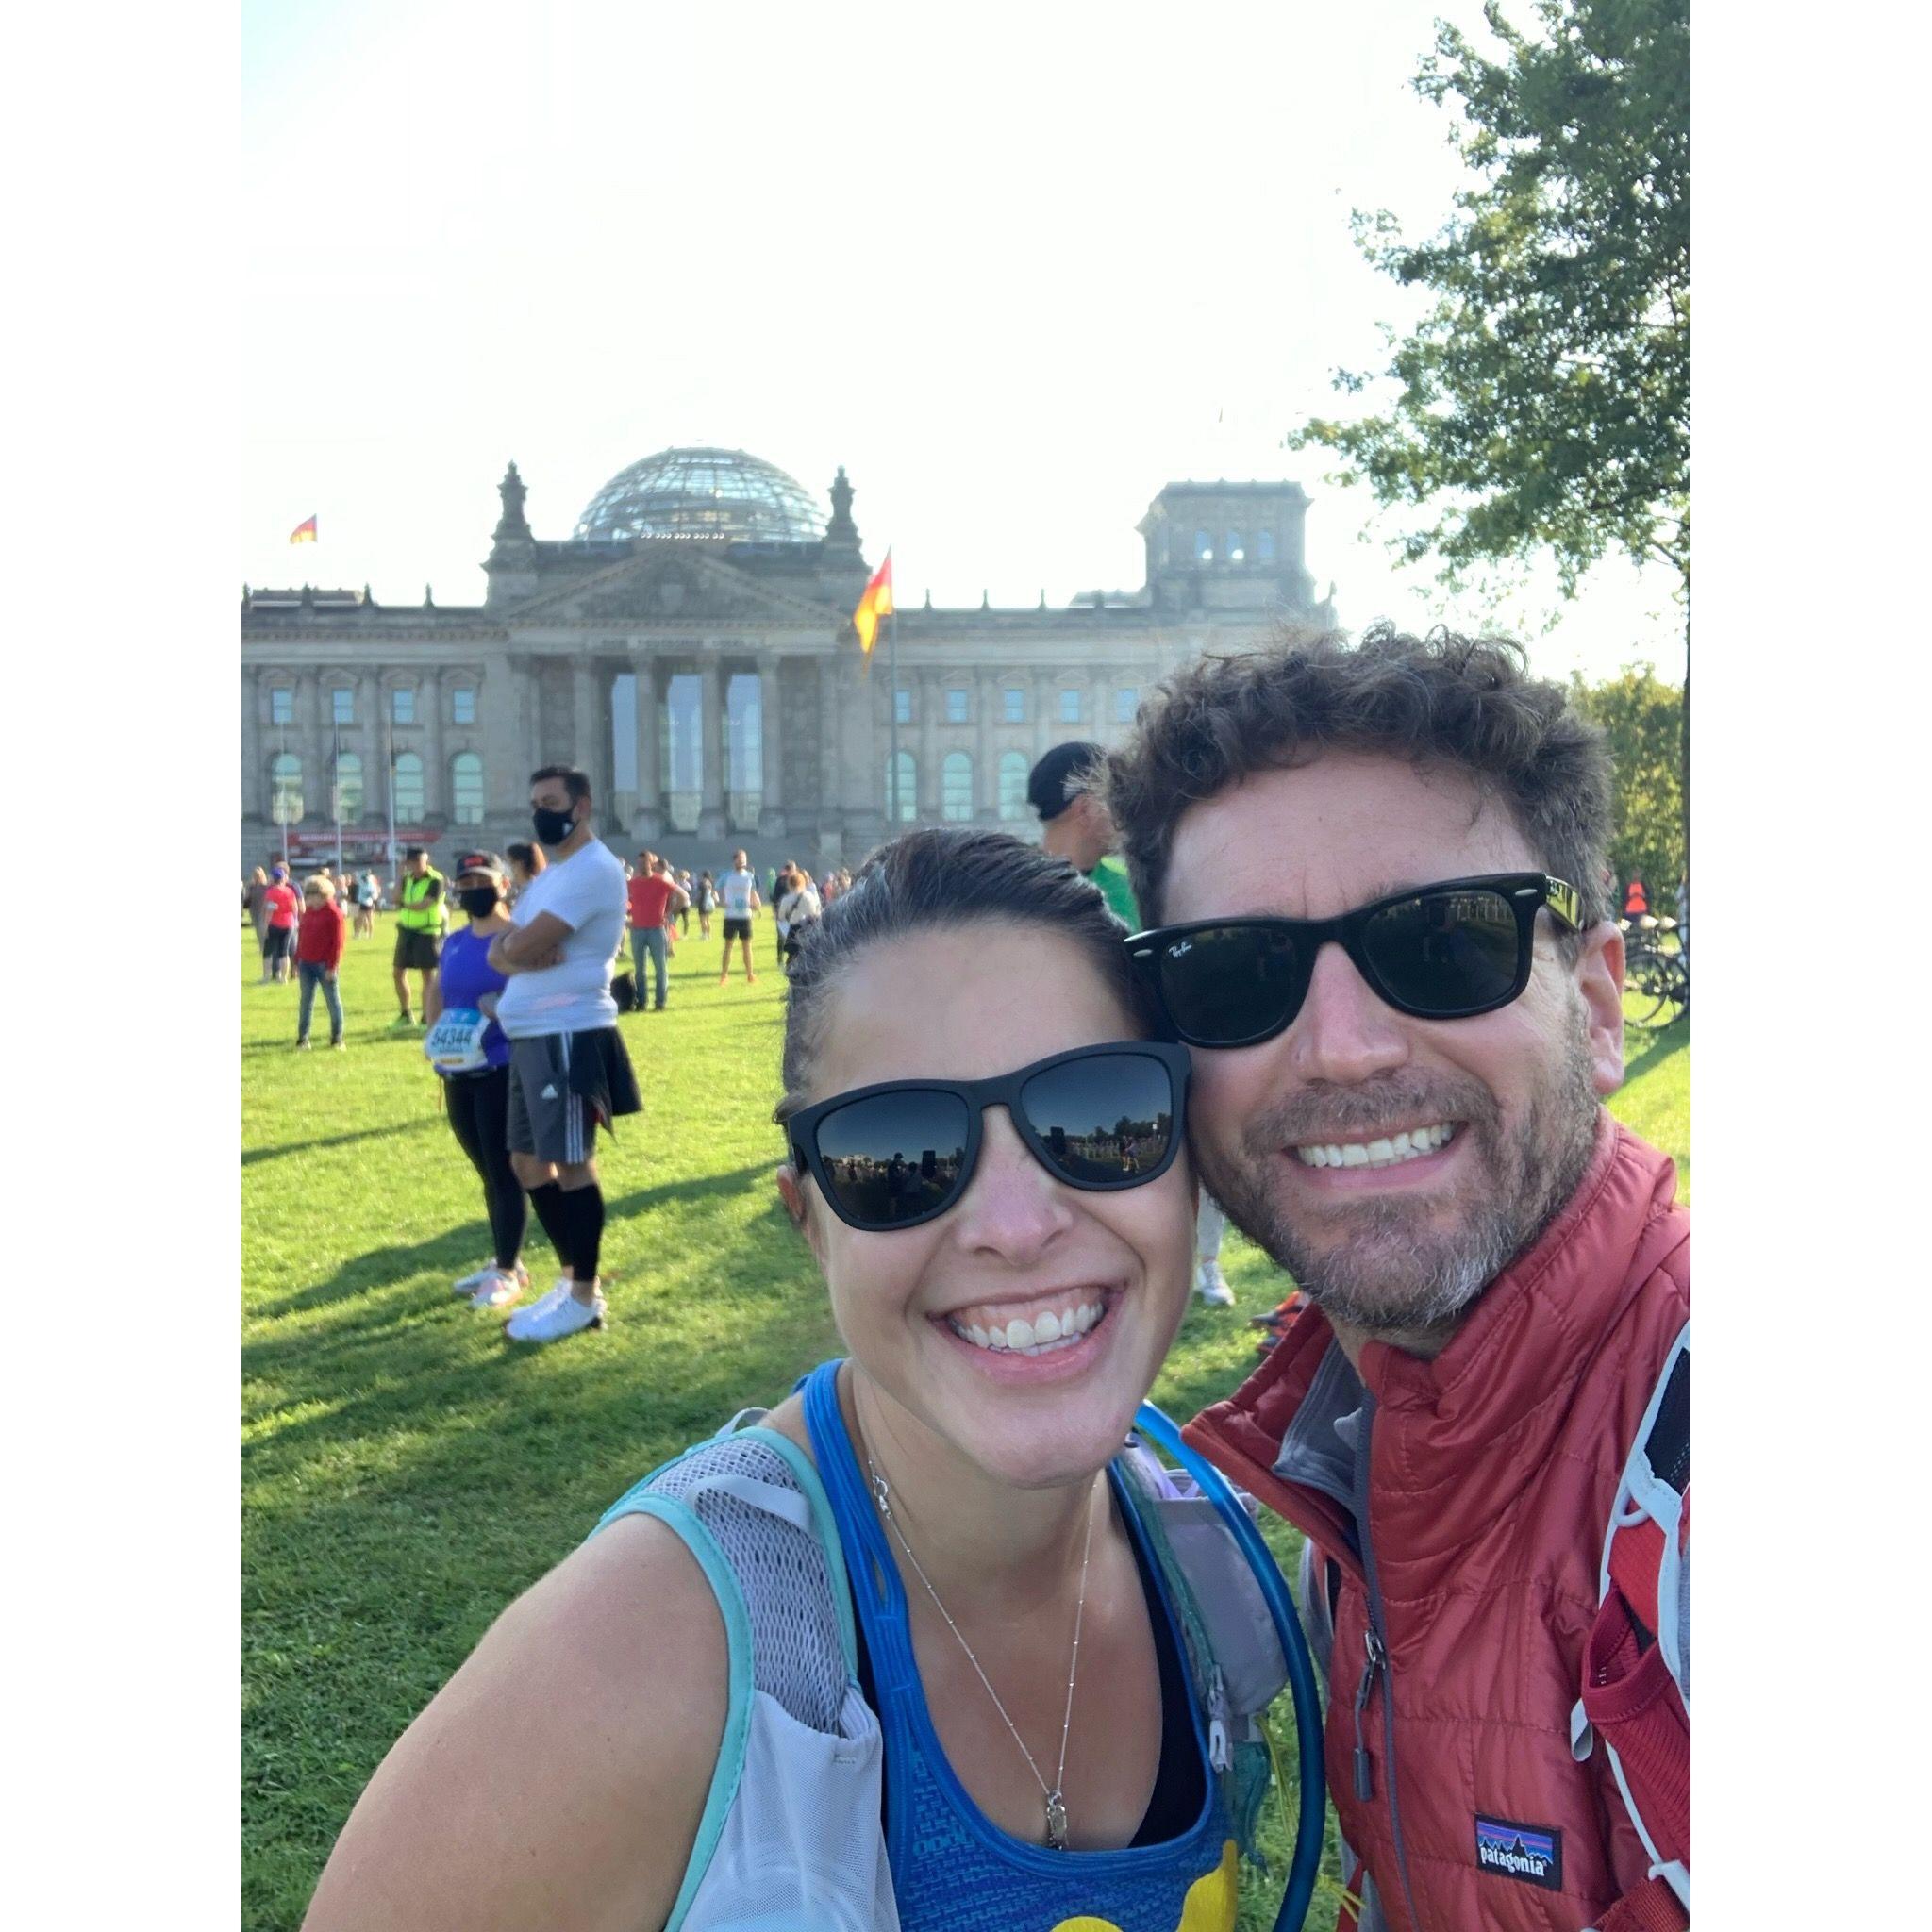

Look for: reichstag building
[241,445,1335,873]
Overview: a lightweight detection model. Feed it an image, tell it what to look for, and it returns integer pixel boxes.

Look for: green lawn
[242,919,1689,1931]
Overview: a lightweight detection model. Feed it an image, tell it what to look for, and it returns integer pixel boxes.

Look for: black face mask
[458,887,500,919]
[532,804,577,846]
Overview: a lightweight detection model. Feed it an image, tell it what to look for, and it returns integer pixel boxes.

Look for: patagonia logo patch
[1474,1814,1563,1890]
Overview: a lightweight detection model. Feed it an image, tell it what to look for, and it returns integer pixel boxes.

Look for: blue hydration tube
[1133,1401,1325,1932]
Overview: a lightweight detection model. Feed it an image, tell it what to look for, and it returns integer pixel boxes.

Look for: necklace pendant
[1044,1790,1069,1852]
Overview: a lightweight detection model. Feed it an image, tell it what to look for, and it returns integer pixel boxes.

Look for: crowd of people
[287,622,1690,1932]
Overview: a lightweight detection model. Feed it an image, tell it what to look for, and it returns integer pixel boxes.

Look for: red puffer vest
[1187,1116,1690,1932]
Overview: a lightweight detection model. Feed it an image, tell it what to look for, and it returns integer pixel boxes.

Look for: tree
[1570,664,1684,899]
[1292,0,1690,855]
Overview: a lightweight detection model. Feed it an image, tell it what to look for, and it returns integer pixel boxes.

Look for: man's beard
[1196,1030,1602,1339]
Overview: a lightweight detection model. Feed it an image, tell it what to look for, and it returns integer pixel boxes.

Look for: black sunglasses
[1126,873,1583,1049]
[786,1041,1191,1233]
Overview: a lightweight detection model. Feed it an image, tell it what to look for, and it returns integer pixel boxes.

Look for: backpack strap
[1577,1320,1690,1916]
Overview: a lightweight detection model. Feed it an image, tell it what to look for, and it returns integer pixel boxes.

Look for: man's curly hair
[1101,622,1616,932]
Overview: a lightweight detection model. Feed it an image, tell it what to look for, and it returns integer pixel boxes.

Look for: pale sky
[241,0,1686,687]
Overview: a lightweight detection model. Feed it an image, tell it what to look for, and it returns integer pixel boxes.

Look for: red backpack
[1578,1321,1690,1930]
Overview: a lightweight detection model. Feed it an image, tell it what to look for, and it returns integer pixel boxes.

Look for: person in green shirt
[1027,741,1235,1307]
[1026,741,1139,924]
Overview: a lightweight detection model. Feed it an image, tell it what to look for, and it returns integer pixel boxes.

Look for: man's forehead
[1163,755,1531,921]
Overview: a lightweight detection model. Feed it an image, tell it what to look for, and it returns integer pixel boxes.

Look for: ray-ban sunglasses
[785,1041,1191,1232]
[1126,873,1584,1049]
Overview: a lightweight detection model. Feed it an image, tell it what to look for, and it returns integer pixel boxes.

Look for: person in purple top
[423,852,531,1310]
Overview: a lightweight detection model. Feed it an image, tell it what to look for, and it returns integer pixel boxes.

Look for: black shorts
[506,1027,641,1165]
[393,926,441,972]
[722,915,753,941]
[262,925,294,964]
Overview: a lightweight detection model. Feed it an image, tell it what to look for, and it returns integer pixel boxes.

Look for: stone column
[819,653,849,847]
[699,648,727,838]
[918,671,940,819]
[423,668,445,821]
[570,658,597,790]
[758,651,786,837]
[1034,672,1055,758]
[840,652,877,831]
[358,670,382,818]
[242,669,262,824]
[307,672,330,827]
[975,669,995,817]
[632,652,662,837]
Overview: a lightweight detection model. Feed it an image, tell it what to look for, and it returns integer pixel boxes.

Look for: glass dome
[574,446,825,544]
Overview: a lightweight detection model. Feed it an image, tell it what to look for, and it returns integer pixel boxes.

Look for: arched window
[450,752,484,826]
[333,752,363,824]
[997,750,1029,822]
[1226,532,1246,562]
[1257,529,1276,562]
[1195,529,1214,563]
[392,751,425,824]
[885,751,916,823]
[942,752,974,822]
[270,753,303,824]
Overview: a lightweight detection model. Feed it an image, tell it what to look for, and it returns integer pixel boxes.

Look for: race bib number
[424,1008,491,1074]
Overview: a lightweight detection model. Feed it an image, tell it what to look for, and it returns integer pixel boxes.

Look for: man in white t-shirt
[486,764,641,1344]
[716,847,761,987]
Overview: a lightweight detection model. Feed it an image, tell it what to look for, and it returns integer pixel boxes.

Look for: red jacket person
[1105,625,1690,1932]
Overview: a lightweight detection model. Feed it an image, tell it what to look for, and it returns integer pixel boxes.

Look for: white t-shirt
[719,868,758,919]
[495,838,628,1039]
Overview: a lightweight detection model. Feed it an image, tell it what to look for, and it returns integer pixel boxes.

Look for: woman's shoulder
[302,1516,728,1932]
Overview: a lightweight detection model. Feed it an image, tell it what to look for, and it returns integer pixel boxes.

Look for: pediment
[510,545,839,627]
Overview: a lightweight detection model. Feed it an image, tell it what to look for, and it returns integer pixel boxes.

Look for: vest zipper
[1353,1394,1428,1932]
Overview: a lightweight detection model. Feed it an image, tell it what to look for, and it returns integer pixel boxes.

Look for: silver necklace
[864,1448,1098,1852]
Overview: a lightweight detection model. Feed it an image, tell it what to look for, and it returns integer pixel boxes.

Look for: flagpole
[886,595,901,826]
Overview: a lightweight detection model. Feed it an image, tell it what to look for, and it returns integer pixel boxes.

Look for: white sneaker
[508,1275,573,1323]
[506,1286,606,1343]
[470,1268,527,1309]
[452,1264,498,1297]
[1195,1260,1235,1307]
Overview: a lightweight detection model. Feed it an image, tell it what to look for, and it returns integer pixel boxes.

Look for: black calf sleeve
[557,1183,606,1283]
[525,1181,575,1274]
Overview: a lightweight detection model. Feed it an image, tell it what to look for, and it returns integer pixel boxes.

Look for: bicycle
[1620,914,1690,1026]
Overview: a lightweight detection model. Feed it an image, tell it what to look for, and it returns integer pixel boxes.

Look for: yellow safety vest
[396,867,445,933]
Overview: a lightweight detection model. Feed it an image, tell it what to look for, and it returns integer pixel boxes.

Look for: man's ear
[1574,921,1626,1097]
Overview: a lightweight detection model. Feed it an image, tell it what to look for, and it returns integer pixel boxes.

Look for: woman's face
[789,924,1196,1491]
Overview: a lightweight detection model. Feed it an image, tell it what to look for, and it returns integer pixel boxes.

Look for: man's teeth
[1293,1123,1457,1169]
[947,1299,1107,1356]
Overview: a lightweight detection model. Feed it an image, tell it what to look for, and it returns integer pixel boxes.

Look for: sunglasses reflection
[823,1103,1174,1224]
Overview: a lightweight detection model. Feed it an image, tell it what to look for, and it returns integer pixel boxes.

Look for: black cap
[1026,741,1105,823]
[455,851,506,882]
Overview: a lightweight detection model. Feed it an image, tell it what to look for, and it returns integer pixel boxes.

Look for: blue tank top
[433,925,510,1069]
[800,1362,1239,1932]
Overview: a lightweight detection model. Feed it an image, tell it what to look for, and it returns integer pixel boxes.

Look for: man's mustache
[1237,1074,1501,1153]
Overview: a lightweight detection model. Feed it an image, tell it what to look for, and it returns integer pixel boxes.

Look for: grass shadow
[1624,1014,1690,1086]
[243,1117,442,1167]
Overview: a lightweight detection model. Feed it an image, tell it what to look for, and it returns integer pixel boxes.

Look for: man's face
[1163,753,1624,1341]
[408,854,428,876]
[530,776,577,825]
[733,850,748,871]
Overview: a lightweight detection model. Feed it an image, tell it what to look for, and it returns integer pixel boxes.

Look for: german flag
[853,550,893,657]
[290,515,318,544]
